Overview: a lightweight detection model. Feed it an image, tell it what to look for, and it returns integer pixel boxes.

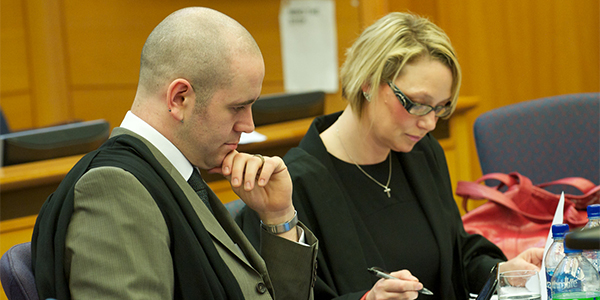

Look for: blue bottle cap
[587,204,600,218]
[551,224,570,238]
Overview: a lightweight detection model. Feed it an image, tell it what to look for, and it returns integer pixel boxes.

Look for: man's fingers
[220,150,238,176]
[226,152,277,190]
[229,152,251,188]
[255,156,287,187]
[242,155,266,190]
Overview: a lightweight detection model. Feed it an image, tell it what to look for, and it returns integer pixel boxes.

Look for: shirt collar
[119,111,194,180]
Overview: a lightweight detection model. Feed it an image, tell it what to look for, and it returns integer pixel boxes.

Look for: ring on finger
[253,153,265,165]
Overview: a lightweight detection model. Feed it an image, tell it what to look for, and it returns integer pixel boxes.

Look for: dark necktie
[187,168,214,214]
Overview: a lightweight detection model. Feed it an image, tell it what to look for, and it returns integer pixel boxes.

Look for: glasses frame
[386,81,452,118]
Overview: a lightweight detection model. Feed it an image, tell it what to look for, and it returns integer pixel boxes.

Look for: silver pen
[368,267,434,296]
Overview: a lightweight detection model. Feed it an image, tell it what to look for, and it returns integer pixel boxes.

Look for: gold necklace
[336,128,392,197]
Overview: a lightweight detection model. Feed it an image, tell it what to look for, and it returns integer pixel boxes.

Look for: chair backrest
[474,93,599,193]
[224,199,247,219]
[0,108,10,134]
[0,242,39,300]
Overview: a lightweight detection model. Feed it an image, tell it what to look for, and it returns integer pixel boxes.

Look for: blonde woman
[240,12,543,300]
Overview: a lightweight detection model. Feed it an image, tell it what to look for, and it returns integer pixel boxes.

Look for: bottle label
[552,291,600,299]
[552,274,583,292]
[546,271,554,299]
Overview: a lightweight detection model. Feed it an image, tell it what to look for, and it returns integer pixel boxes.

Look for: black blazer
[240,112,505,300]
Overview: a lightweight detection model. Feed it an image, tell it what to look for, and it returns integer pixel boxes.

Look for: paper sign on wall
[279,0,338,93]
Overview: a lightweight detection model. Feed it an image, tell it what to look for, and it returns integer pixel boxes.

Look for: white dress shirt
[120,111,194,181]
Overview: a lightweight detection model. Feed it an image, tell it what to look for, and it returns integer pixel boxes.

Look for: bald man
[32,7,318,300]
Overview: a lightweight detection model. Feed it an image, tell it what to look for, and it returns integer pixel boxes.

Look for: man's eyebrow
[234,98,257,106]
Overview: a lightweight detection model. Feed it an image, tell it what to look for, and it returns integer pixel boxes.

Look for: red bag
[456,172,600,259]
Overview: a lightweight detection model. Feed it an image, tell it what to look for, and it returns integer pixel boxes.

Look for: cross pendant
[383,187,391,198]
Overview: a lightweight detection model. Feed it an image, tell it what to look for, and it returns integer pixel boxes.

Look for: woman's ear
[361,83,372,102]
[166,79,195,122]
[361,83,371,94]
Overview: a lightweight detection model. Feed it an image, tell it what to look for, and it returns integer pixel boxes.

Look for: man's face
[179,53,265,170]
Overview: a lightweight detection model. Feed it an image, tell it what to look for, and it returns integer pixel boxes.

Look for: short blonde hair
[340,12,461,119]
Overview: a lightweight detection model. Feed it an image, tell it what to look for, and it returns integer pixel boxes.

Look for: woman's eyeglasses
[387,81,452,118]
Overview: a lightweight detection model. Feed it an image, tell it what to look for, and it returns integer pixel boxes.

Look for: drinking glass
[497,270,541,300]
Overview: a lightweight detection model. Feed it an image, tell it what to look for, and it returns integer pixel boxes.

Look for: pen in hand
[367,267,434,296]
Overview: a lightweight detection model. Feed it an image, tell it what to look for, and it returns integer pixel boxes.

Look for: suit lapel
[110,128,256,269]
[177,175,254,267]
[206,189,270,276]
[398,149,454,294]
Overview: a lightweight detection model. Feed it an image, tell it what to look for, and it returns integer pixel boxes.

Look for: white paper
[469,293,497,300]
[279,0,338,93]
[539,192,565,300]
[240,131,267,144]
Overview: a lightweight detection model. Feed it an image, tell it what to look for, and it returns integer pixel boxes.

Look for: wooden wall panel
[59,0,358,124]
[1,0,29,92]
[1,95,33,131]
[325,1,361,113]
[0,0,362,131]
[388,0,437,22]
[1,0,33,130]
[64,0,201,87]
[71,89,134,128]
[24,0,71,126]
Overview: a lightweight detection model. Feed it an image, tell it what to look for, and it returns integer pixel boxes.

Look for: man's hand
[208,151,296,232]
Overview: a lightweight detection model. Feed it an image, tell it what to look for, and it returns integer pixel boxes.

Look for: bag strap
[475,173,518,187]
[457,180,503,213]
[458,173,517,213]
[475,173,597,194]
[458,172,600,217]
[457,179,553,222]
[464,172,531,202]
[537,177,597,194]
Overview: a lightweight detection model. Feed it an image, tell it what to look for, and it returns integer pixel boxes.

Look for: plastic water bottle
[545,224,570,299]
[550,238,600,300]
[582,204,600,275]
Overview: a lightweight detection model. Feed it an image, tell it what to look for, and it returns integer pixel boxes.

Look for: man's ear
[166,79,195,122]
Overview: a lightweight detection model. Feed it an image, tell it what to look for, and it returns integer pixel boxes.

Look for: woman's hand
[366,270,423,300]
[499,248,544,273]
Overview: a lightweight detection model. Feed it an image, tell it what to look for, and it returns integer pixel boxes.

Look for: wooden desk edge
[0,155,83,191]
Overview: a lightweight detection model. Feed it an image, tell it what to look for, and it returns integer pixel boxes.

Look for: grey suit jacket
[64,128,318,299]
